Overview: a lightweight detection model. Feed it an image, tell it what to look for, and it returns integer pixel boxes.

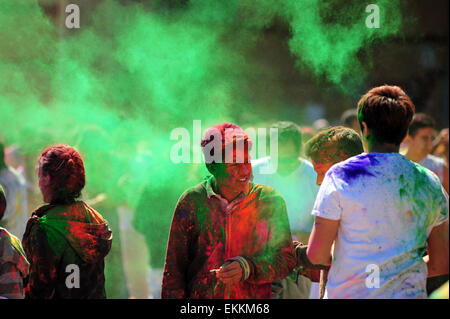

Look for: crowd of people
[0,85,448,299]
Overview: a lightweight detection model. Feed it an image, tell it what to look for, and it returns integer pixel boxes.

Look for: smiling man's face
[215,147,252,197]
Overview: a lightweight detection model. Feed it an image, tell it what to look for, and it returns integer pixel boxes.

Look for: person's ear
[402,134,411,145]
[40,172,51,187]
[360,122,370,152]
[360,122,369,137]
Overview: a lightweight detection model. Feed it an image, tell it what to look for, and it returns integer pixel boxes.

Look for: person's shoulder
[0,228,24,262]
[251,156,271,168]
[24,205,56,233]
[177,178,208,202]
[251,156,272,177]
[0,227,10,242]
[299,158,317,175]
[251,183,284,202]
[5,166,26,185]
[412,161,442,189]
[0,227,20,241]
[325,153,368,176]
[300,158,314,168]
[426,154,446,166]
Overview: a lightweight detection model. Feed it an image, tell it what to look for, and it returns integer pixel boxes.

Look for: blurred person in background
[0,142,28,239]
[300,126,316,154]
[432,128,449,166]
[340,109,360,133]
[312,118,330,132]
[134,162,205,298]
[252,121,320,299]
[0,185,29,299]
[404,113,449,194]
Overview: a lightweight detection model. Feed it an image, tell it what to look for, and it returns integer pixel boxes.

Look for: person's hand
[293,240,305,249]
[439,129,449,145]
[214,261,243,285]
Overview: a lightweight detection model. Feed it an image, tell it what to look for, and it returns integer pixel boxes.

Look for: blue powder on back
[333,153,381,183]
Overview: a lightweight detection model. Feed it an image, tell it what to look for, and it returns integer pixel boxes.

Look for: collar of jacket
[204,175,250,205]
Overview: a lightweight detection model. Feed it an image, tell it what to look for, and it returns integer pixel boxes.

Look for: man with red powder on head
[161,123,296,299]
[305,85,449,298]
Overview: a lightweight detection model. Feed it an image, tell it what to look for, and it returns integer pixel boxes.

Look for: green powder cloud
[1,0,406,209]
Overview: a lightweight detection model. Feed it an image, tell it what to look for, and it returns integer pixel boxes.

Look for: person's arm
[427,220,449,278]
[442,162,449,195]
[306,171,342,266]
[243,196,297,284]
[306,216,339,265]
[0,262,25,299]
[0,234,28,299]
[161,194,194,299]
[23,224,58,299]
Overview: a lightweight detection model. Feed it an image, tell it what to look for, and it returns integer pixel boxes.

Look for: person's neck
[404,149,427,163]
[368,141,400,154]
[279,158,302,177]
[213,177,246,203]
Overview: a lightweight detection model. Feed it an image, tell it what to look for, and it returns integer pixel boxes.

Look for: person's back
[22,201,112,299]
[320,152,448,298]
[307,85,449,299]
[22,144,113,299]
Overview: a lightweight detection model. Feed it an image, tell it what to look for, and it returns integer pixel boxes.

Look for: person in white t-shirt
[307,85,449,299]
[403,113,449,194]
[252,121,320,299]
[294,126,364,298]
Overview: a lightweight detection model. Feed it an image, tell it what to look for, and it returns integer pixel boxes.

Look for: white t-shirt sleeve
[311,171,342,221]
[435,184,449,227]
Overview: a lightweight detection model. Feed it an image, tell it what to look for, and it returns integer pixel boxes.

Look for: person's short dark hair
[200,123,252,176]
[305,126,364,164]
[408,113,436,137]
[270,121,303,152]
[0,185,6,221]
[357,85,415,145]
[341,109,358,128]
[39,144,86,204]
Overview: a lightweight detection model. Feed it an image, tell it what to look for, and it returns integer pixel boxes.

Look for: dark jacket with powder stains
[162,176,296,299]
[22,201,112,299]
[0,228,29,298]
